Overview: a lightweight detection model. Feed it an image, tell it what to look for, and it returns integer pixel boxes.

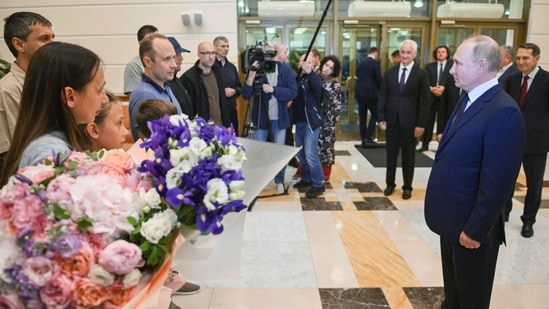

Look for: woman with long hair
[0,41,107,185]
[318,55,342,180]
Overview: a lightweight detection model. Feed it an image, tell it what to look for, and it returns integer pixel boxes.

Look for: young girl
[82,91,129,151]
[0,41,107,185]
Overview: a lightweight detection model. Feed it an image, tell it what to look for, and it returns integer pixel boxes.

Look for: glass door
[338,23,427,141]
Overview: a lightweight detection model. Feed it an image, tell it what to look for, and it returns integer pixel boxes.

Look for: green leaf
[76,217,94,232]
[52,205,71,220]
[140,241,150,252]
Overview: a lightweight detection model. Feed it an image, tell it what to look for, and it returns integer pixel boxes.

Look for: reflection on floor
[172,141,549,309]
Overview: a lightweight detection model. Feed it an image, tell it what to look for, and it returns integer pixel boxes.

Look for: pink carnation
[40,274,73,309]
[98,240,143,275]
[11,195,47,233]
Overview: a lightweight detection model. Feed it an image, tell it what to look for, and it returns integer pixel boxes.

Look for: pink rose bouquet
[0,116,248,308]
[0,149,175,308]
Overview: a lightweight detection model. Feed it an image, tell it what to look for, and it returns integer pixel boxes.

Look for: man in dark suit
[425,35,525,309]
[503,42,549,238]
[378,39,430,199]
[497,45,520,85]
[355,47,382,147]
[419,45,453,152]
[436,73,460,141]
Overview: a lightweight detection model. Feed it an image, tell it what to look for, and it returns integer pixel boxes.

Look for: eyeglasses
[199,51,217,56]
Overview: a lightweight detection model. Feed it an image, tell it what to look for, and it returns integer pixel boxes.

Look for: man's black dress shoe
[383,185,395,196]
[521,222,534,238]
[402,189,412,199]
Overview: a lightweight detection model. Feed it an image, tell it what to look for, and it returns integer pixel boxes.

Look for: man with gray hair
[425,35,525,309]
[497,45,519,84]
[213,36,242,135]
[377,39,430,200]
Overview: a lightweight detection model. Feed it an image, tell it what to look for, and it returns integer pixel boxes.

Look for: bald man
[181,41,230,127]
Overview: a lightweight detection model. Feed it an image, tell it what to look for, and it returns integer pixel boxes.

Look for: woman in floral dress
[318,55,342,180]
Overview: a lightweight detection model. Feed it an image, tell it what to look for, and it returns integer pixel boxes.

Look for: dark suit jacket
[377,63,430,129]
[425,84,525,244]
[437,74,460,133]
[503,67,549,154]
[355,56,382,100]
[498,64,519,85]
[426,60,453,87]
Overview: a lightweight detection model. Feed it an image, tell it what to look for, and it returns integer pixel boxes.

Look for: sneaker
[173,281,201,295]
[164,269,185,291]
[276,183,285,194]
[306,186,325,198]
[293,180,312,189]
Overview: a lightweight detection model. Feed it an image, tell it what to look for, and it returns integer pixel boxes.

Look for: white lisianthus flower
[203,178,229,211]
[139,187,161,210]
[123,269,142,289]
[169,147,193,167]
[140,208,178,244]
[229,180,246,200]
[88,264,115,286]
[189,137,208,157]
[165,168,183,190]
[169,114,188,126]
[225,145,247,162]
[217,155,242,172]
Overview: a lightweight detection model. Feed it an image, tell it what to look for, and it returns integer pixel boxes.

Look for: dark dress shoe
[402,189,412,199]
[521,222,534,238]
[383,185,395,196]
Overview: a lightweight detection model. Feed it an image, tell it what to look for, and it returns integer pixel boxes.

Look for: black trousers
[505,153,547,223]
[440,226,501,309]
[421,96,439,149]
[385,124,415,190]
[357,97,378,141]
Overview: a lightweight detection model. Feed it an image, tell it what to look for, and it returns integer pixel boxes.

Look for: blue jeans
[295,122,324,187]
[252,120,287,184]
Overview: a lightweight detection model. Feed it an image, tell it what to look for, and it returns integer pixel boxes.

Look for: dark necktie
[437,63,443,85]
[451,93,469,127]
[519,75,529,107]
[399,67,407,92]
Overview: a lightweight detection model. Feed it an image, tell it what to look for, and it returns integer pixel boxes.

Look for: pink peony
[17,164,55,184]
[40,274,73,309]
[0,183,30,220]
[22,256,60,286]
[46,174,75,205]
[98,240,143,275]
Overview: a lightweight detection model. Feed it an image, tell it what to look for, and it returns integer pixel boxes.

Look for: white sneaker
[276,183,285,194]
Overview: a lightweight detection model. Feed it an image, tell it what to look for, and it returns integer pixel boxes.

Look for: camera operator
[242,41,298,194]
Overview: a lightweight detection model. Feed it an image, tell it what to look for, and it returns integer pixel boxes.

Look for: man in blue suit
[425,35,525,309]
[355,47,382,147]
[503,42,549,237]
[378,39,430,199]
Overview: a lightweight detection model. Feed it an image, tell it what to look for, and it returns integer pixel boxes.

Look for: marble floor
[171,141,549,309]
